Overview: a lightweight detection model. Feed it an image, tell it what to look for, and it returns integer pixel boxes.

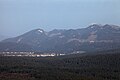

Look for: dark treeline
[0,49,120,80]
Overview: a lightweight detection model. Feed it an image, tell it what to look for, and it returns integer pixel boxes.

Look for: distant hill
[1,24,120,53]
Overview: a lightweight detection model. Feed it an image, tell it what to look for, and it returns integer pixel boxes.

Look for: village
[0,52,66,57]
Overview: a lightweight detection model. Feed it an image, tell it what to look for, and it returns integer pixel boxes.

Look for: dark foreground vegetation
[0,50,120,80]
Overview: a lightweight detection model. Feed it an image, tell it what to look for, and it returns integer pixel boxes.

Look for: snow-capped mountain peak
[37,29,44,33]
[88,23,102,29]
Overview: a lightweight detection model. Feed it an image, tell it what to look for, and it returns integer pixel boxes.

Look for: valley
[0,49,120,80]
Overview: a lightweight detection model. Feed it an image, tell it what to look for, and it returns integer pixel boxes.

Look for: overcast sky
[0,0,120,37]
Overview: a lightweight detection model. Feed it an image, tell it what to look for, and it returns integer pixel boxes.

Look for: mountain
[0,42,34,52]
[1,24,120,53]
[0,35,9,41]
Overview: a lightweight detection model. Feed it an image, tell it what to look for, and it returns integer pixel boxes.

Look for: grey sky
[0,0,120,37]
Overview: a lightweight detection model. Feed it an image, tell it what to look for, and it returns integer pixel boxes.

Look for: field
[0,50,120,80]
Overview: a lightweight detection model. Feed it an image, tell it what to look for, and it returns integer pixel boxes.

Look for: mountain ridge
[1,24,120,53]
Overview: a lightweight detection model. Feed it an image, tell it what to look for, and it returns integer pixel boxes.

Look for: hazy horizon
[0,0,120,37]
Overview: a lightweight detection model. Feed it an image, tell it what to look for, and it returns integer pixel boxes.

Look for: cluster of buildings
[0,52,65,57]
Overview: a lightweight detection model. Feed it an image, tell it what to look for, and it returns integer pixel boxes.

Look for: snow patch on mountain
[17,38,23,43]
[89,23,102,28]
[59,35,65,38]
[49,33,61,37]
[67,38,81,43]
[38,29,43,33]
